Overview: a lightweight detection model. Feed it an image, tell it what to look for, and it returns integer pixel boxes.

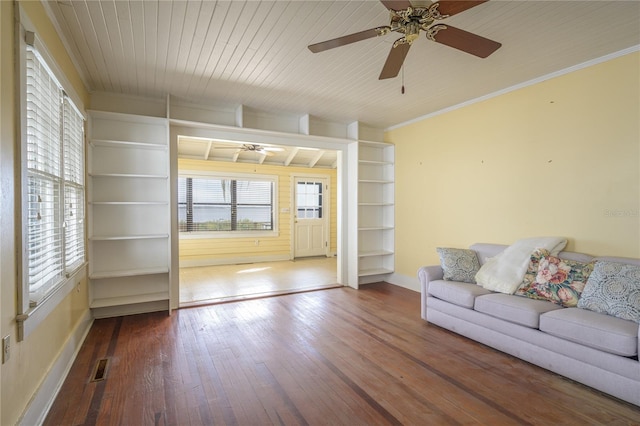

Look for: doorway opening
[176,136,340,307]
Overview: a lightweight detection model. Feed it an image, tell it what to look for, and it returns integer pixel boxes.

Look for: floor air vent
[91,358,109,382]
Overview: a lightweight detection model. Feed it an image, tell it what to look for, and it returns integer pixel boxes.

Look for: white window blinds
[63,97,85,271]
[178,176,274,232]
[25,46,85,305]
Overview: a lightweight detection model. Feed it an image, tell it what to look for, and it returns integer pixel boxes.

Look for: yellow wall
[387,52,640,278]
[179,159,338,264]
[1,1,90,424]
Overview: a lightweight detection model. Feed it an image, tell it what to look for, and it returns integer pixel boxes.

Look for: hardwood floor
[45,283,640,425]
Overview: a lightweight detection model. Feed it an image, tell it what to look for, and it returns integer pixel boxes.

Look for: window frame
[16,19,87,340]
[178,171,279,239]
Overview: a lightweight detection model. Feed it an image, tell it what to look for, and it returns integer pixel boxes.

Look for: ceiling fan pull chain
[401,66,405,94]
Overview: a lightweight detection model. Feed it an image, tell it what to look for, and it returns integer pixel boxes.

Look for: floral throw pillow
[436,248,480,284]
[515,249,594,307]
[577,261,640,323]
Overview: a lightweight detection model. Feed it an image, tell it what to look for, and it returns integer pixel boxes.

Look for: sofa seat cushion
[540,308,638,357]
[428,280,492,309]
[474,294,563,328]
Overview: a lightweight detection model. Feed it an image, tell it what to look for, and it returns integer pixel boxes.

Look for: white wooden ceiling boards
[47,1,640,130]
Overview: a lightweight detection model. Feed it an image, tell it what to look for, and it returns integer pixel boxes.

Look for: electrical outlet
[2,335,10,363]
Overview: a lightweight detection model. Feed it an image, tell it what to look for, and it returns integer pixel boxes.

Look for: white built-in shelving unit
[357,141,395,282]
[87,110,171,318]
[347,123,395,286]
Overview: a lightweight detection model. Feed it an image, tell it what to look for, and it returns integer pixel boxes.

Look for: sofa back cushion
[594,256,640,266]
[469,243,593,265]
[469,243,507,265]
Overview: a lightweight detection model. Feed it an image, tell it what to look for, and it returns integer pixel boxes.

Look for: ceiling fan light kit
[308,0,501,80]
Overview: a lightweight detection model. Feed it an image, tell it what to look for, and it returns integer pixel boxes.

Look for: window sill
[16,263,87,341]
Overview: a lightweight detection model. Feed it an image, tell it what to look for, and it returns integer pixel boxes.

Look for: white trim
[170,119,353,151]
[16,6,89,339]
[17,19,30,316]
[387,272,420,293]
[179,169,276,181]
[386,45,640,131]
[170,118,353,288]
[17,309,93,426]
[179,254,290,268]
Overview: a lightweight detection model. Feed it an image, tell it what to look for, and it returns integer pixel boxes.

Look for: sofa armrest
[417,265,443,320]
[418,265,444,290]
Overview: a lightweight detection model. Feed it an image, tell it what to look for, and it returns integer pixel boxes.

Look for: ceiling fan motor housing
[390,4,447,46]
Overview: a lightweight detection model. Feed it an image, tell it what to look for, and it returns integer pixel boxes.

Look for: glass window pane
[179,176,274,233]
[193,205,231,231]
[237,206,272,230]
[296,181,322,219]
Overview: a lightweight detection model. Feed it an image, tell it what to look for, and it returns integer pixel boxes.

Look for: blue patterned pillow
[437,248,480,284]
[577,261,640,323]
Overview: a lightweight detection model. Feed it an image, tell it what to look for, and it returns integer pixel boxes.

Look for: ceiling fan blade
[379,42,411,80]
[379,0,412,11]
[308,27,390,53]
[430,25,501,58]
[436,1,488,17]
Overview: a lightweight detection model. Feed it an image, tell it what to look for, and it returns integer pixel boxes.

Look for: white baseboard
[19,309,93,426]
[387,272,420,293]
[91,300,170,319]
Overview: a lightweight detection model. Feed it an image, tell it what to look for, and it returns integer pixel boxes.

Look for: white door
[294,177,328,258]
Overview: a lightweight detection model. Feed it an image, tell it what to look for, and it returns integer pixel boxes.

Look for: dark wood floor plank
[44,283,640,426]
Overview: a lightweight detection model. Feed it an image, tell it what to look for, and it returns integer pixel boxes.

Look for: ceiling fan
[215,144,283,157]
[308,0,501,79]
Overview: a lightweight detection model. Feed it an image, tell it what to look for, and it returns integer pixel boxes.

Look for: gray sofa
[418,243,640,406]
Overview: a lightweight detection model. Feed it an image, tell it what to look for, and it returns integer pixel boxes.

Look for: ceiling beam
[284,148,299,166]
[308,150,325,168]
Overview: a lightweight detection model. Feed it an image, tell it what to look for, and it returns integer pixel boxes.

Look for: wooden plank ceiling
[47,0,639,131]
[177,136,339,169]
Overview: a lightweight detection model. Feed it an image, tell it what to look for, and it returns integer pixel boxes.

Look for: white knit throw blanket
[475,237,568,294]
